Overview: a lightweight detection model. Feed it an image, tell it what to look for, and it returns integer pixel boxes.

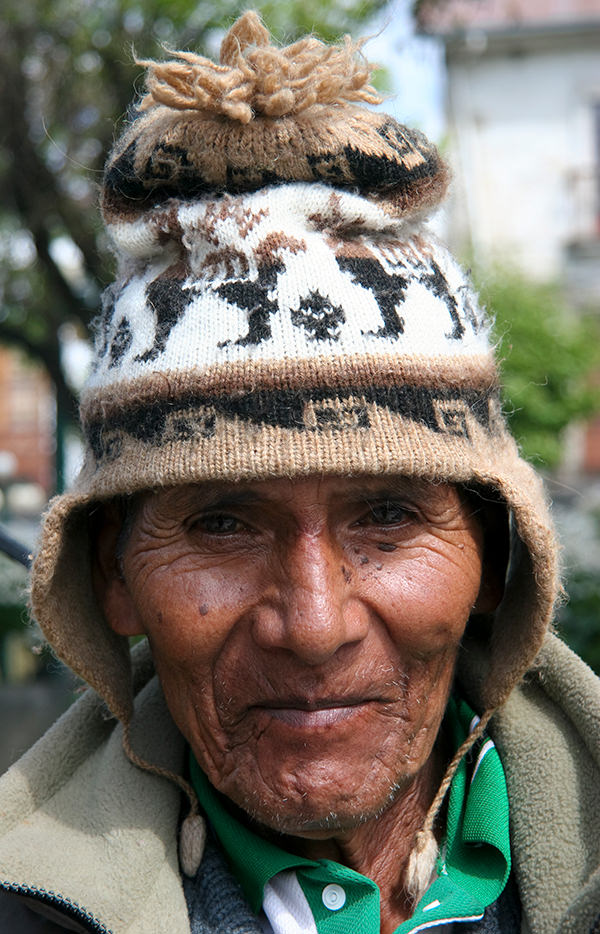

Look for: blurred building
[0,346,54,506]
[418,0,600,470]
[418,0,600,304]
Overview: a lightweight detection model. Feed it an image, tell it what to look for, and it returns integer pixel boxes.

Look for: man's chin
[238,788,399,840]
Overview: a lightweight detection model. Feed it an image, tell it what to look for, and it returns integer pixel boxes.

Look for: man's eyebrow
[348,480,429,500]
[351,481,455,516]
[180,488,266,511]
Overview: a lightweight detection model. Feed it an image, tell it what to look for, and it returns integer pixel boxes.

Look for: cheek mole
[341,565,352,583]
[198,603,209,617]
[353,548,369,565]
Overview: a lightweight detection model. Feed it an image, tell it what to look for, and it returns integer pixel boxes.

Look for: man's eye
[364,501,412,525]
[192,513,242,534]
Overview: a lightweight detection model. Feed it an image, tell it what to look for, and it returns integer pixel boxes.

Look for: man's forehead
[140,476,458,512]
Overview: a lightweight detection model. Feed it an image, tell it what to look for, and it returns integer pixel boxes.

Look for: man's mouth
[253,698,377,729]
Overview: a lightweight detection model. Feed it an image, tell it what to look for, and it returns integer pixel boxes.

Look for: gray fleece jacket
[0,635,598,934]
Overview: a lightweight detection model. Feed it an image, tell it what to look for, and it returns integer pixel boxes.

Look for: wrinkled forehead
[117,474,469,517]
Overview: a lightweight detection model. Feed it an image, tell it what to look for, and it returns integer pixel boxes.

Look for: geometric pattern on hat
[103,110,446,221]
[102,12,448,224]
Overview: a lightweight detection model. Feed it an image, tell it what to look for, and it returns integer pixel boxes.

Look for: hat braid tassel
[405,707,497,906]
[122,722,206,877]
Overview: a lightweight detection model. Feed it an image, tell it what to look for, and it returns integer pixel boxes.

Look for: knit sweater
[0,635,598,934]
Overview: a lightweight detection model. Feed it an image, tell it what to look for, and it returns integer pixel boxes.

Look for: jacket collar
[0,643,190,933]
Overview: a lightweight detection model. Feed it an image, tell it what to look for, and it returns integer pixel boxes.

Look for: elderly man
[1,12,599,934]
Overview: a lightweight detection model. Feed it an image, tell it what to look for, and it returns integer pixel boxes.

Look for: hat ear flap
[31,495,135,723]
[92,502,146,639]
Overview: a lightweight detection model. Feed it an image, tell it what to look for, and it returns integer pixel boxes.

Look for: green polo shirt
[190,697,511,933]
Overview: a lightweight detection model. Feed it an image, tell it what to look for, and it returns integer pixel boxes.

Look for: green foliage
[476,269,600,468]
[557,567,600,676]
[0,552,28,648]
[554,503,600,677]
[0,553,27,610]
[475,268,600,673]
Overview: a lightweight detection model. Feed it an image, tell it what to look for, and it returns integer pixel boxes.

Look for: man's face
[98,476,487,838]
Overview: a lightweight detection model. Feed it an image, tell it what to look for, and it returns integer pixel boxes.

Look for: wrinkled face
[98,476,487,837]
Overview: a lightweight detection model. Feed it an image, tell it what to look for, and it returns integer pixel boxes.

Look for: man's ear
[92,501,146,637]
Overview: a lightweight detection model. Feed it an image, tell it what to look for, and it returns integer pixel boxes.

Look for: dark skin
[95,476,501,932]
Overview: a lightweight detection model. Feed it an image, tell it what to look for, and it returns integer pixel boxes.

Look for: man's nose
[252,530,369,664]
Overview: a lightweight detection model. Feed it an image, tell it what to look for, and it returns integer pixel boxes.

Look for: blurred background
[0,0,599,772]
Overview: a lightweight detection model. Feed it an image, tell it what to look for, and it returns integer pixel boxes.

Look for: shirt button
[322,883,346,911]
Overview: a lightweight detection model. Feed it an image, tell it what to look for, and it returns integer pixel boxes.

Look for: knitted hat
[31,13,557,750]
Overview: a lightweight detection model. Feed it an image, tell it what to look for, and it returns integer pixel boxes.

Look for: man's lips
[251,698,380,729]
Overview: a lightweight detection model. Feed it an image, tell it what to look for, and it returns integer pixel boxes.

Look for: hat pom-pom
[179,812,207,878]
[405,828,438,906]
[136,10,381,123]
